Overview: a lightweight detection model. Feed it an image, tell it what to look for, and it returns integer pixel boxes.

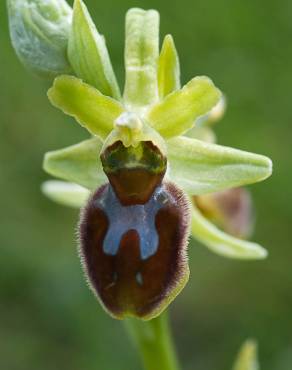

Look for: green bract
[68,0,121,99]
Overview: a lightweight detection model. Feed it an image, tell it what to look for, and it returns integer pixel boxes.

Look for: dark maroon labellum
[79,182,190,319]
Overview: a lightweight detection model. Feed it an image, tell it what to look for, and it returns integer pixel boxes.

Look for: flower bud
[7,0,72,78]
[79,182,190,320]
[194,187,254,239]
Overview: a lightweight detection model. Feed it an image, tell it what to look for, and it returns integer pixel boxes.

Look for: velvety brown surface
[79,183,190,319]
[106,169,165,206]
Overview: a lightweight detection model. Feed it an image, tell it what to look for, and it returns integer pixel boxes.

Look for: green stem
[125,311,180,370]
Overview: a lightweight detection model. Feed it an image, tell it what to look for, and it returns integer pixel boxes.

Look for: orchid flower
[7,0,272,322]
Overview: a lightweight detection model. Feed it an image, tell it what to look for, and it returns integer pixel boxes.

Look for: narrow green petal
[43,137,107,190]
[232,340,259,370]
[68,0,121,99]
[191,204,267,260]
[42,180,89,208]
[167,136,272,195]
[147,76,221,138]
[158,34,180,98]
[123,8,159,107]
[48,75,125,139]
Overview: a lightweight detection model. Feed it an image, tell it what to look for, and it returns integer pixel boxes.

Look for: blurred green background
[0,0,291,369]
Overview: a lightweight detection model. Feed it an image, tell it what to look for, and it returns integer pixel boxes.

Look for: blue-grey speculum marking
[94,185,172,260]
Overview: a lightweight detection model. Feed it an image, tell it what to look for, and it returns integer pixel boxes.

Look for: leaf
[123,8,160,107]
[191,204,267,260]
[158,34,180,98]
[147,76,221,138]
[167,136,272,195]
[68,0,121,99]
[42,180,89,208]
[232,340,259,370]
[43,137,107,190]
[48,75,125,139]
[7,0,72,78]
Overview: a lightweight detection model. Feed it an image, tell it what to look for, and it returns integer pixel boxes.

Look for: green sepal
[232,340,259,370]
[68,0,121,100]
[191,204,267,260]
[42,180,89,208]
[48,75,125,139]
[43,137,107,190]
[123,8,159,108]
[7,0,72,78]
[158,34,180,99]
[167,136,272,195]
[147,76,221,138]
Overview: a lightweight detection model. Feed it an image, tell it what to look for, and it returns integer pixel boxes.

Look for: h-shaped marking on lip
[94,185,170,260]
